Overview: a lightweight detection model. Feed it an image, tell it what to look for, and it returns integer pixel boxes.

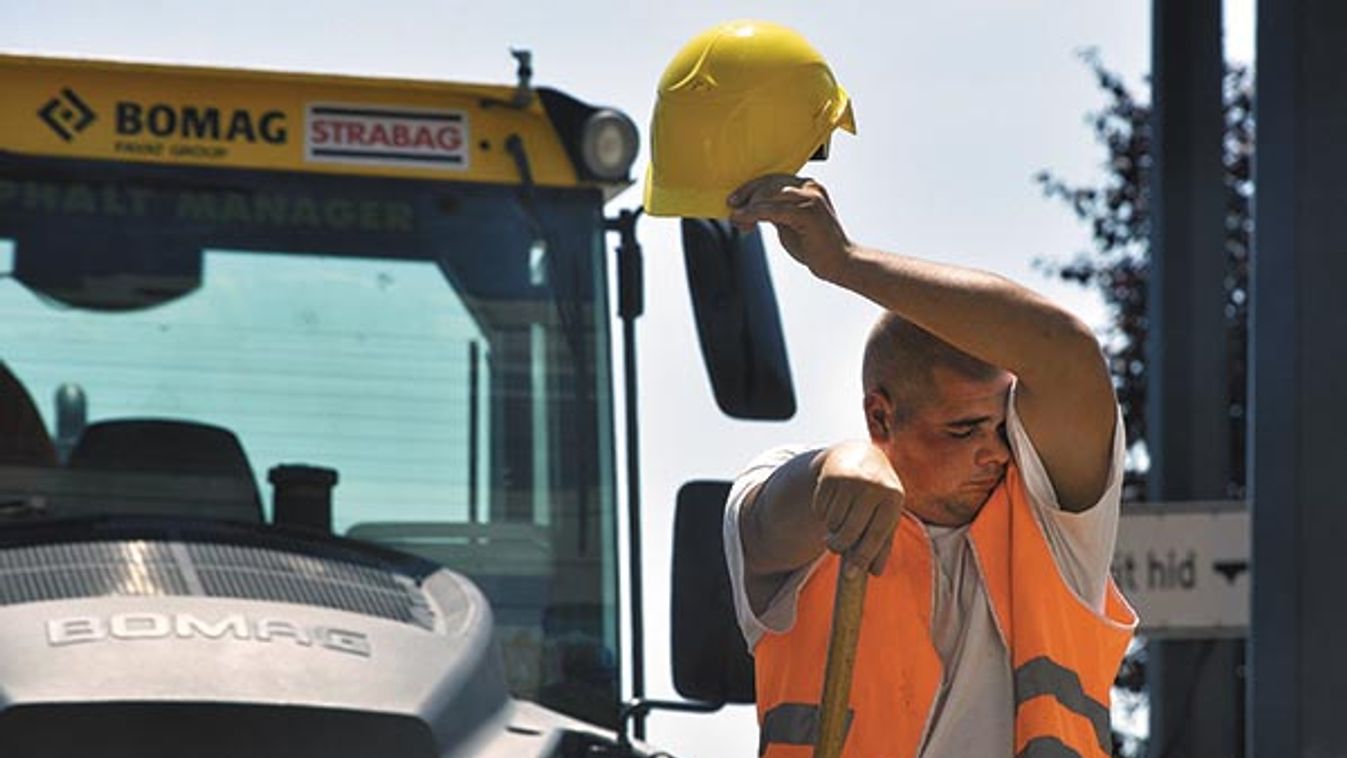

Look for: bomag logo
[38,87,97,142]
[116,102,288,144]
[47,612,372,658]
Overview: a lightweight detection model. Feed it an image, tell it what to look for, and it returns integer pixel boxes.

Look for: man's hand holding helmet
[727,175,856,283]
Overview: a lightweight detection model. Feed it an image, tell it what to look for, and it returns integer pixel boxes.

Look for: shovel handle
[813,565,868,758]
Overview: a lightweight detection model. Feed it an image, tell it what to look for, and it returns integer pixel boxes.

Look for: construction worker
[645,20,1137,758]
[724,173,1135,758]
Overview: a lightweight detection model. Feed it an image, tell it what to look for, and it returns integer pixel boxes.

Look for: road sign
[1112,500,1248,638]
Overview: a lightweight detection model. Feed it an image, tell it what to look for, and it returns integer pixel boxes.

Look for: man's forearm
[740,442,908,615]
[826,245,1099,380]
[740,449,830,577]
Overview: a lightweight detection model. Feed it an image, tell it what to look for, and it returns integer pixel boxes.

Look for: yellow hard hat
[644,19,856,219]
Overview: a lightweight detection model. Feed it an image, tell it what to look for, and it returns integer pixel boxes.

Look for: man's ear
[864,389,893,442]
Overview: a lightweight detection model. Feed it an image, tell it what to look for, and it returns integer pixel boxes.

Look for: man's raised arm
[729,175,1117,512]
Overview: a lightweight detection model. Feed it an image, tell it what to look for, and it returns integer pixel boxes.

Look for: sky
[0,1,1253,755]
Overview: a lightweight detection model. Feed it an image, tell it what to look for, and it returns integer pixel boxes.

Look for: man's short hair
[862,314,1001,425]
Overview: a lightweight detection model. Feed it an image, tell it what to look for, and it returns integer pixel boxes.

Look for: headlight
[580,109,639,181]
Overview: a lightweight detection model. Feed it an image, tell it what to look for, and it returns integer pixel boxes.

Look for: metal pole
[1147,1,1242,755]
[1251,0,1347,752]
[610,209,647,739]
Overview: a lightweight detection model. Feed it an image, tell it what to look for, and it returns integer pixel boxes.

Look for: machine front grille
[0,541,188,604]
[187,542,428,625]
[0,537,434,629]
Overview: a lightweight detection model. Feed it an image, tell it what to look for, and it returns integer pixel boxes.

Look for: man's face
[869,367,1014,527]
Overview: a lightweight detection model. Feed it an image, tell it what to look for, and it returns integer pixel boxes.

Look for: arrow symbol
[1212,560,1249,584]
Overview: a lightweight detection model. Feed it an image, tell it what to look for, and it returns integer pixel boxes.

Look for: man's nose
[977,429,1011,467]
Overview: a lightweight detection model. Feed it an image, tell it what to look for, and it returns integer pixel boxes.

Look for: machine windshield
[0,155,621,726]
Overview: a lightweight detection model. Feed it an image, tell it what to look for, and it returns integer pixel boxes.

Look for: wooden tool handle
[813,566,868,758]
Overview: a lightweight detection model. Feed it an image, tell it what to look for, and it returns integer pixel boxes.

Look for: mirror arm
[605,206,649,738]
[616,698,725,752]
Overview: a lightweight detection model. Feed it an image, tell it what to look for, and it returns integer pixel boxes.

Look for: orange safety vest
[753,463,1137,758]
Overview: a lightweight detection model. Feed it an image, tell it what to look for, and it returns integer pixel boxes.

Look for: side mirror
[681,219,796,421]
[670,480,755,704]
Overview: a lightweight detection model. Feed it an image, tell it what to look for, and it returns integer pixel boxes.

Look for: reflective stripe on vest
[1017,736,1083,758]
[758,703,853,755]
[1014,656,1112,755]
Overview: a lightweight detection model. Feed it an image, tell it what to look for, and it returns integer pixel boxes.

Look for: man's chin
[919,497,986,527]
[957,490,1001,521]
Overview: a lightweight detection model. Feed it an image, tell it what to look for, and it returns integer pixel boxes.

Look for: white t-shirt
[723,385,1126,757]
